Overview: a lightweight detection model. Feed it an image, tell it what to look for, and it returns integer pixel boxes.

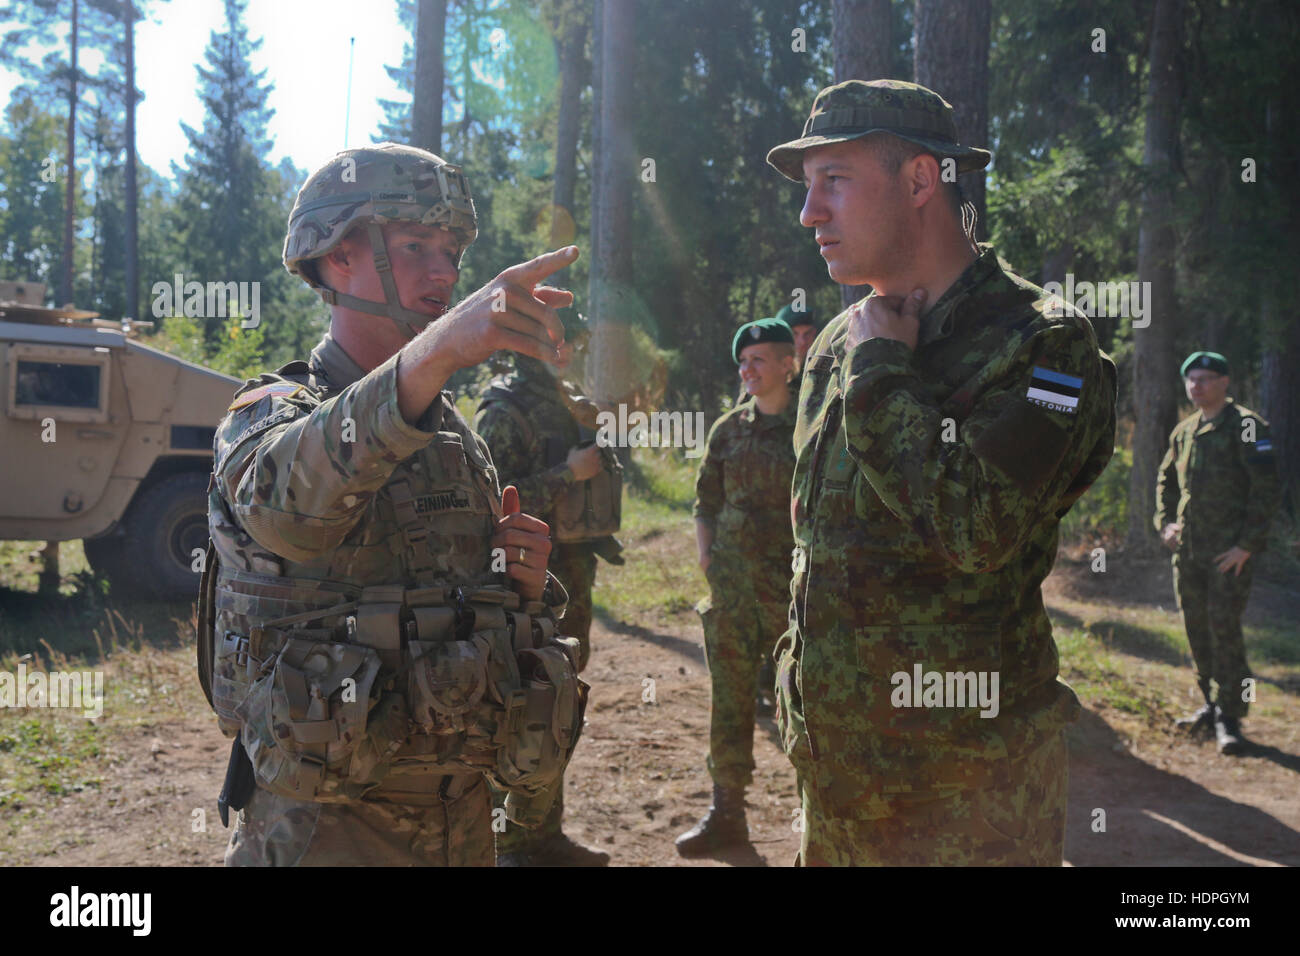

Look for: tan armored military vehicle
[0,281,240,600]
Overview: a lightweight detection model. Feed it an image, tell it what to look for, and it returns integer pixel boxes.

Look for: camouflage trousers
[225,773,493,867]
[699,585,788,790]
[1173,552,1254,720]
[550,542,597,671]
[494,541,594,854]
[797,729,1068,866]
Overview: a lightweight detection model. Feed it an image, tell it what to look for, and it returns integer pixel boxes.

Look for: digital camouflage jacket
[777,245,1117,815]
[1154,399,1279,559]
[694,398,798,609]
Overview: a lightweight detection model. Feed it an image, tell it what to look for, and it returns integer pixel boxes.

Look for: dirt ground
[5,557,1299,867]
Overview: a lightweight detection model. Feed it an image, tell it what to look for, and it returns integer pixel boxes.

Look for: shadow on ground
[1066,709,1300,866]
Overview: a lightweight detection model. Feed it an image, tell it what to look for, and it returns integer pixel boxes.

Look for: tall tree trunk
[550,6,585,283]
[833,0,892,309]
[587,0,634,406]
[833,0,892,81]
[413,0,446,153]
[1258,95,1298,518]
[1125,0,1185,553]
[61,0,79,306]
[914,0,991,242]
[123,0,138,320]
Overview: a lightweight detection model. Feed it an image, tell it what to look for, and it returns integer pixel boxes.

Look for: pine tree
[170,0,280,335]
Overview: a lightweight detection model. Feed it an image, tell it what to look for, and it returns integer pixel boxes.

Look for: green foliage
[1059,445,1131,547]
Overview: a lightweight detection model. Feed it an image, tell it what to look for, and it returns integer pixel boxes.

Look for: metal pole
[344,36,355,148]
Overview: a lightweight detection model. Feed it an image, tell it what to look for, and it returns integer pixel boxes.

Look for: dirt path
[9,607,1296,867]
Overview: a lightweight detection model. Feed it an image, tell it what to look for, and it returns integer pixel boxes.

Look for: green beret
[776,304,818,329]
[1180,351,1229,377]
[732,317,794,364]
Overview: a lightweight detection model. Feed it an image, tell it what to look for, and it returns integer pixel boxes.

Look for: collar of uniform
[915,243,1001,348]
[1195,397,1236,434]
[308,332,368,392]
[742,397,797,428]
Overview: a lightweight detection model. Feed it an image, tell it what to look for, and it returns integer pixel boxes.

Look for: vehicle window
[14,360,101,409]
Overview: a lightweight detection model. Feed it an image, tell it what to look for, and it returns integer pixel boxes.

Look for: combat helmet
[283,142,477,339]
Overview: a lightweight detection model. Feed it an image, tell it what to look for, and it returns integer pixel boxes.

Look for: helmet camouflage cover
[283,142,478,337]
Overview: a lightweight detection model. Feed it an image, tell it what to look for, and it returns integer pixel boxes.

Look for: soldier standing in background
[203,143,583,866]
[777,304,820,374]
[767,80,1117,866]
[475,341,622,866]
[1155,351,1280,755]
[677,317,798,856]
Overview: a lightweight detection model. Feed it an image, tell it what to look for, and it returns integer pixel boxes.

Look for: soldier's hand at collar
[1213,545,1251,577]
[493,485,553,600]
[846,288,925,351]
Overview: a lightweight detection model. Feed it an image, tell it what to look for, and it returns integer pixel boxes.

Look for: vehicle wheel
[115,472,211,601]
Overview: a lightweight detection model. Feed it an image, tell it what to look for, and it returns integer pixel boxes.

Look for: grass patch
[593,447,704,623]
[1054,626,1171,721]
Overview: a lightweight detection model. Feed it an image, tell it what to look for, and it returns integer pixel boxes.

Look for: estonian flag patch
[1026,366,1082,414]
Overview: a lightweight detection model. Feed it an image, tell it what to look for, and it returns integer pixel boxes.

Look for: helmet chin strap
[314,221,435,341]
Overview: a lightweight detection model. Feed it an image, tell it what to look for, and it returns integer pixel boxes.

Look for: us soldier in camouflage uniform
[766,80,1117,865]
[1155,351,1280,755]
[677,317,798,856]
[474,347,616,866]
[206,143,582,866]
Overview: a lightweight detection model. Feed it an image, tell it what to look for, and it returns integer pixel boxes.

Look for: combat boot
[1215,714,1247,756]
[1173,704,1216,739]
[496,831,611,867]
[675,785,747,857]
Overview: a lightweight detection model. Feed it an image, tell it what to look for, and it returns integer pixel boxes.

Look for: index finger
[502,245,580,287]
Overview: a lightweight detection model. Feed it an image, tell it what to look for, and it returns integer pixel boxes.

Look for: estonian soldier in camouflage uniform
[778,304,820,374]
[1155,351,1280,755]
[766,80,1117,866]
[474,344,618,866]
[677,317,798,856]
[204,143,585,866]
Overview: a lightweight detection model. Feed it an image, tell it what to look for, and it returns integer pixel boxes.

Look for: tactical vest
[199,361,586,826]
[479,383,622,542]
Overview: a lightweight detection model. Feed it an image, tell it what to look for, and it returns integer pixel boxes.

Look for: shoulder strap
[196,540,220,711]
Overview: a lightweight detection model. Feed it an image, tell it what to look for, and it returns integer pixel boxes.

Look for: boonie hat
[767,79,992,183]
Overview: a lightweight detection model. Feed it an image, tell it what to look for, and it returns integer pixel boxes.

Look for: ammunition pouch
[552,442,622,542]
[209,569,588,820]
[479,385,622,544]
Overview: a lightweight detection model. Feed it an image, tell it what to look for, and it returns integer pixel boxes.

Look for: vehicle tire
[113,471,211,601]
[83,532,129,587]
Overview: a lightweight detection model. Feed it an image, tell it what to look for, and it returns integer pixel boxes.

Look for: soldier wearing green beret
[767,80,1118,866]
[677,318,798,856]
[776,304,820,373]
[1155,351,1280,755]
[740,305,818,716]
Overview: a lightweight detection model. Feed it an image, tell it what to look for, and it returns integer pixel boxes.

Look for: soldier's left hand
[846,288,926,351]
[1213,546,1251,577]
[493,485,552,600]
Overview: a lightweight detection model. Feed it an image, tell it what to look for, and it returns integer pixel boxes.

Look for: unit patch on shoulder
[1026,366,1082,415]
[228,382,305,411]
